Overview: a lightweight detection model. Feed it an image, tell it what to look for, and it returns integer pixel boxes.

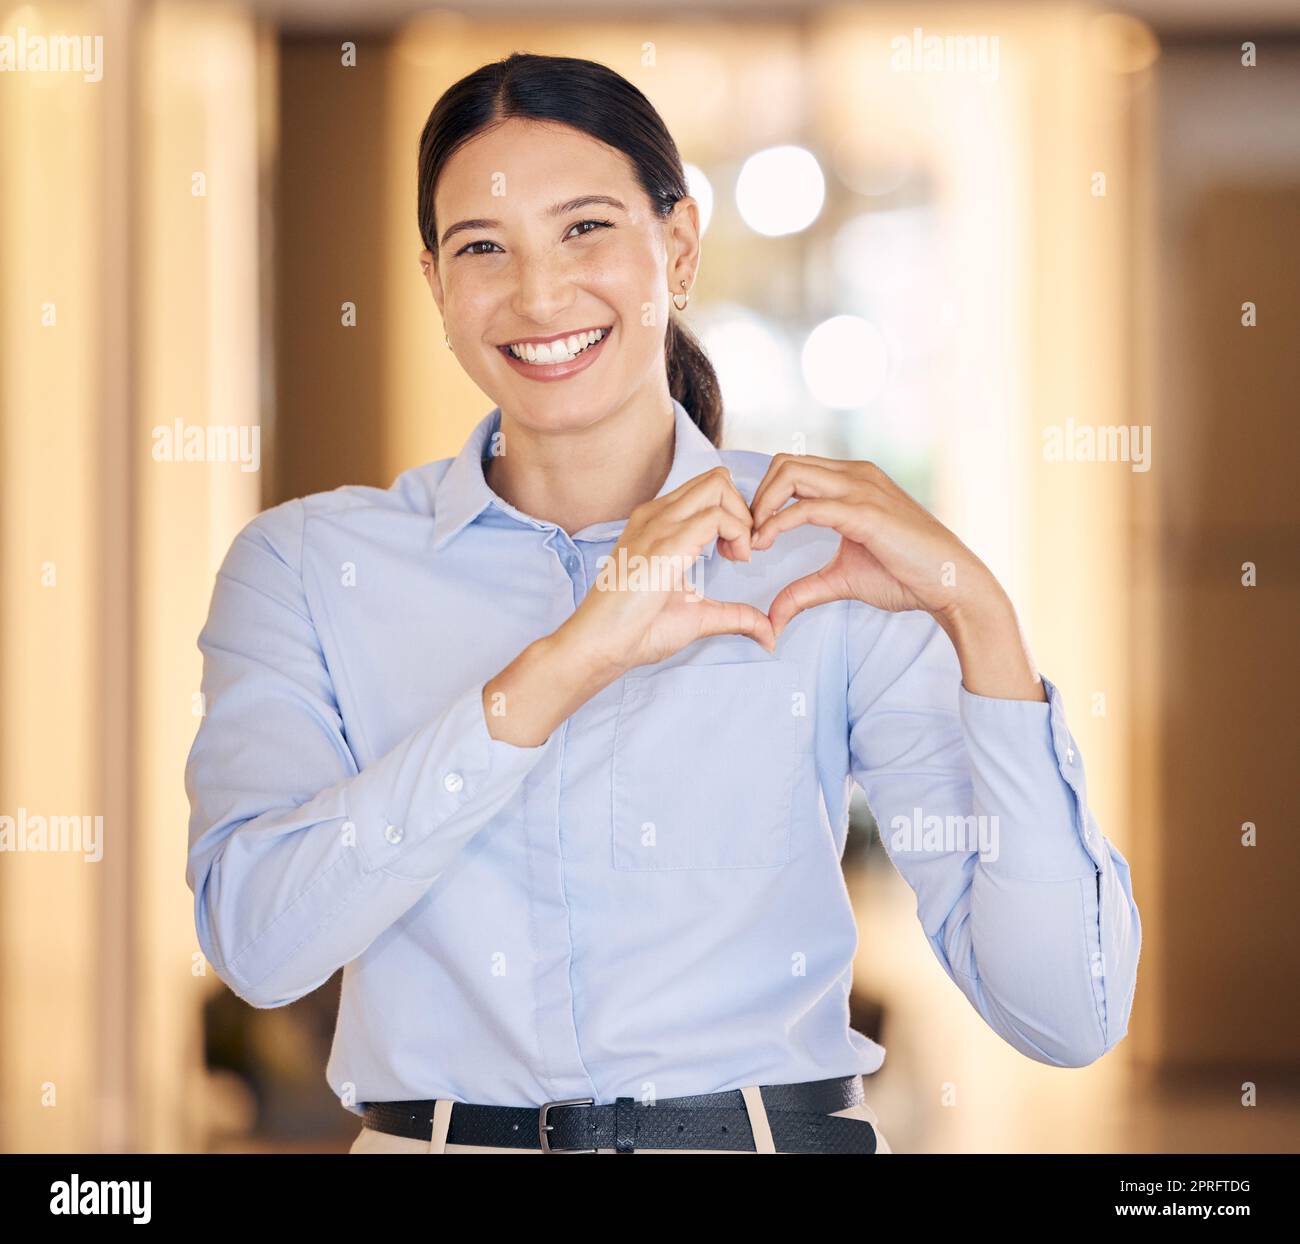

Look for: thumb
[690,596,777,654]
[768,571,848,639]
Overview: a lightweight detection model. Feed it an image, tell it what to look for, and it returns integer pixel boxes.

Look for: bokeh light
[800,314,890,409]
[735,144,825,236]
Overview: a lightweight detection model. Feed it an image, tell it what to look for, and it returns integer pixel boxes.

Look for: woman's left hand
[747,453,1045,701]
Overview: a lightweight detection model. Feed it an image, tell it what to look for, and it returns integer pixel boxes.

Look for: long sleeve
[845,602,1142,1067]
[184,500,556,1009]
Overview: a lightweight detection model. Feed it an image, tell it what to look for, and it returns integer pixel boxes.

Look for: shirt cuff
[957,674,1103,880]
[346,677,554,875]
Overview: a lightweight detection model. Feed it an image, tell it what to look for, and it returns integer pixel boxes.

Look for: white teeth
[507,327,605,364]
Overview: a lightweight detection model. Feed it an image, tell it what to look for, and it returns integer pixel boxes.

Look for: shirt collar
[430,396,724,556]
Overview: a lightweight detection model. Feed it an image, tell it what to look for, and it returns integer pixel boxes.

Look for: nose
[509,246,577,329]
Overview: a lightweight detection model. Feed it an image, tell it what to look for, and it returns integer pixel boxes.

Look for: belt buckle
[538,1097,596,1153]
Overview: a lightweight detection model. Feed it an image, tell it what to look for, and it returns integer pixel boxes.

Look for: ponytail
[666,317,723,446]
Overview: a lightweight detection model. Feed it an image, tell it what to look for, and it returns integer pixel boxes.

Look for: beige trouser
[349,1085,892,1154]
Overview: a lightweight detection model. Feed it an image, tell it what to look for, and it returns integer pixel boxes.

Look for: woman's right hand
[563,464,776,673]
[483,466,774,748]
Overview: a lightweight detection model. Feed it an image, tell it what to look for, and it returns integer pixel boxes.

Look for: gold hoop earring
[672,279,691,312]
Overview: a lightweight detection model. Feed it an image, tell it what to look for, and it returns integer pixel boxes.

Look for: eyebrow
[439,195,628,250]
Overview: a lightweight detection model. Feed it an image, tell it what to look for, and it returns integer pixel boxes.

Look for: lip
[498,324,610,348]
[496,325,613,383]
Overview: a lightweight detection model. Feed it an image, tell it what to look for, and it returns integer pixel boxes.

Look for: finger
[749,458,851,534]
[656,463,735,510]
[748,455,849,524]
[750,453,850,506]
[689,598,777,654]
[716,534,743,562]
[660,466,753,560]
[768,569,851,639]
[673,504,752,560]
[751,497,854,550]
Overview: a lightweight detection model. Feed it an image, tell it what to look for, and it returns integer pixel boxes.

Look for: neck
[485,389,677,535]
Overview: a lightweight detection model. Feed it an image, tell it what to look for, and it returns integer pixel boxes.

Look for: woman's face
[423,116,699,434]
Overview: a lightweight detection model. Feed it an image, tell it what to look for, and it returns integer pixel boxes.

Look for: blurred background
[1,0,1297,1154]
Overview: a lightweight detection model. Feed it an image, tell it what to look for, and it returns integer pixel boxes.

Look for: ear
[666,196,702,299]
[419,248,445,316]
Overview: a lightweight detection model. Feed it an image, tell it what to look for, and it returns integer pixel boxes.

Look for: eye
[566,218,615,239]
[454,239,503,257]
[453,219,614,258]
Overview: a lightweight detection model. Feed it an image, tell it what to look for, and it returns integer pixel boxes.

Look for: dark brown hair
[417,52,723,445]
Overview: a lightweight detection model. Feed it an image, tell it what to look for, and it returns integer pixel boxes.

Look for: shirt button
[443,771,464,793]
[1066,745,1076,763]
[384,824,404,844]
[564,555,579,573]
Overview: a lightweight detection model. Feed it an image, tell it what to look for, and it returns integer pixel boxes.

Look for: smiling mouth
[497,325,612,366]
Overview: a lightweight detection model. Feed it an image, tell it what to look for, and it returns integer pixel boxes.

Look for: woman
[185,52,1141,1155]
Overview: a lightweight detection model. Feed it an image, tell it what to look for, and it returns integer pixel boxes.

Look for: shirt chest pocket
[610,659,800,871]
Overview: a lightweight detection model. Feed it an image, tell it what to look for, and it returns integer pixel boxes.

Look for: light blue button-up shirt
[185,397,1142,1115]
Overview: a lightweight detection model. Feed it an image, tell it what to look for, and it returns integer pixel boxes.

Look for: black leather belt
[360,1075,876,1153]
